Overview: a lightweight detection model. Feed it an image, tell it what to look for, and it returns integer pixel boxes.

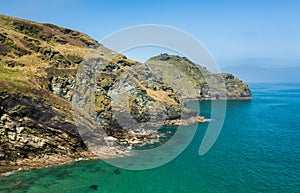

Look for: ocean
[0,83,299,193]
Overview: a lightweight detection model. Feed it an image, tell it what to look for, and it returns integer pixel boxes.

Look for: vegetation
[0,14,252,172]
[147,53,251,99]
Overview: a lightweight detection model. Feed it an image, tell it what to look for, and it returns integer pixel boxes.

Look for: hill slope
[147,53,251,100]
[0,14,104,173]
[0,14,251,173]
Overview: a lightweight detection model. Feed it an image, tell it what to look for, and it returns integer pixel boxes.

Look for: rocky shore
[184,96,252,102]
[111,115,207,147]
[0,14,252,175]
[0,114,206,176]
[142,115,206,128]
[0,146,131,176]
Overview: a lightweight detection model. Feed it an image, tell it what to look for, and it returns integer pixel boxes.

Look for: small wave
[1,168,22,177]
[264,103,288,107]
[204,118,214,122]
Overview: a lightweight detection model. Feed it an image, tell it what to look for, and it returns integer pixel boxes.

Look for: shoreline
[0,116,206,176]
[0,97,251,176]
[142,116,206,128]
[184,96,252,102]
[0,146,131,177]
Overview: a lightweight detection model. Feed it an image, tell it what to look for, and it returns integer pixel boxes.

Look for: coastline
[0,146,131,176]
[0,14,253,179]
[142,116,206,128]
[0,116,206,176]
[0,97,250,176]
[184,96,252,102]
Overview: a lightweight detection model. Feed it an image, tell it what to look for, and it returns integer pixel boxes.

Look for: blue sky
[0,0,299,82]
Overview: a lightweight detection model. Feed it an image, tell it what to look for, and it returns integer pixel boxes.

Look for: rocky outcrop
[0,14,252,174]
[48,75,75,101]
[0,93,90,173]
[148,53,252,100]
[222,73,252,98]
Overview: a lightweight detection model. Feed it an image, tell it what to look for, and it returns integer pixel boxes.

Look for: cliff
[0,14,251,174]
[147,53,252,100]
[0,14,193,173]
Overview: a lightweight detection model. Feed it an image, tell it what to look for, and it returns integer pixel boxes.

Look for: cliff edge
[0,14,251,174]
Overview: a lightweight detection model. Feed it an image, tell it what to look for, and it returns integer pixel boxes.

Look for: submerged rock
[89,185,98,190]
[113,168,121,174]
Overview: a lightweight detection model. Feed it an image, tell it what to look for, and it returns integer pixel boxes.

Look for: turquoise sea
[0,83,299,193]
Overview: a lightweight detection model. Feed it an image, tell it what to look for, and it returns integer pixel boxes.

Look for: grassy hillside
[147,53,252,99]
[0,14,251,173]
[0,14,190,172]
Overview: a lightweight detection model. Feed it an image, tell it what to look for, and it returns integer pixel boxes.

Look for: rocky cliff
[147,53,252,100]
[0,14,251,173]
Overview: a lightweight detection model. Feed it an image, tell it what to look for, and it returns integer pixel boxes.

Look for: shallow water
[0,83,299,193]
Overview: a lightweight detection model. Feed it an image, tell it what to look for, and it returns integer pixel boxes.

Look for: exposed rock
[148,53,252,99]
[0,92,133,174]
[54,36,68,44]
[0,93,87,162]
[0,43,10,56]
[48,76,74,101]
[13,21,42,36]
[0,14,129,174]
[6,60,25,68]
[20,36,41,52]
[67,54,83,64]
[0,14,252,174]
[0,33,5,43]
[80,37,97,47]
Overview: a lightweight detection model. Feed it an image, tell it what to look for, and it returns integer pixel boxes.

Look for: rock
[147,53,252,99]
[48,76,74,101]
[54,36,68,44]
[6,61,25,68]
[0,43,11,56]
[67,55,83,64]
[0,14,252,174]
[89,185,98,190]
[113,169,121,174]
[104,136,118,146]
[13,21,42,35]
[104,136,117,141]
[80,37,97,47]
[0,93,87,164]
[61,28,72,34]
[0,33,6,43]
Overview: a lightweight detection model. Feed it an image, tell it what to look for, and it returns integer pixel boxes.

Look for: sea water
[0,83,299,193]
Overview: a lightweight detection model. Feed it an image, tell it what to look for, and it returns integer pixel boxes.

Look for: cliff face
[0,93,86,160]
[147,53,252,100]
[0,14,101,172]
[0,14,189,172]
[0,14,251,173]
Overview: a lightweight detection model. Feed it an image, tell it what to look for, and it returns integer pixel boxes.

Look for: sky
[0,0,299,83]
